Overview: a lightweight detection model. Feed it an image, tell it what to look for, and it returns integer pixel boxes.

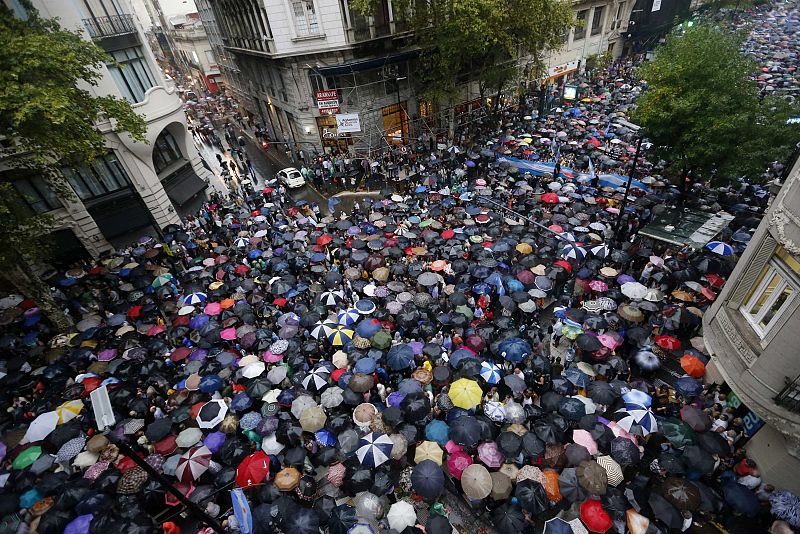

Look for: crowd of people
[3,2,800,534]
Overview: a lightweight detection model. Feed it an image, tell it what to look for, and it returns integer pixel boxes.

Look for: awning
[640,209,734,249]
[162,164,208,206]
[315,49,421,77]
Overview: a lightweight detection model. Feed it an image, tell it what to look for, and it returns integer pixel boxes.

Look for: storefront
[315,115,352,153]
[382,102,408,145]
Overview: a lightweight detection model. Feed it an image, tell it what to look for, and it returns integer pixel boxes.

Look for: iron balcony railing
[775,375,800,413]
[83,14,137,39]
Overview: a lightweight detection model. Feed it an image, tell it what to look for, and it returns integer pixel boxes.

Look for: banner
[315,90,340,115]
[336,113,361,133]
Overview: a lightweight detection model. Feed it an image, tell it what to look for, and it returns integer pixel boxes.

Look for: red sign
[315,90,340,115]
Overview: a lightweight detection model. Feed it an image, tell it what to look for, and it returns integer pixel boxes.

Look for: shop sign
[547,60,580,79]
[315,90,340,115]
[727,390,765,438]
[336,113,361,133]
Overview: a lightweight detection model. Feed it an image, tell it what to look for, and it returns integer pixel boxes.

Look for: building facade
[198,0,634,157]
[2,0,212,265]
[703,160,800,493]
[167,13,224,94]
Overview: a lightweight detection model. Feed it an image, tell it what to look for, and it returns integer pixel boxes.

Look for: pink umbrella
[444,440,463,454]
[606,421,638,443]
[147,325,166,336]
[447,451,473,480]
[220,327,237,340]
[572,429,599,456]
[204,302,222,315]
[202,258,215,267]
[262,351,284,363]
[326,462,346,487]
[477,442,504,468]
[589,280,608,292]
[649,255,664,267]
[597,334,619,350]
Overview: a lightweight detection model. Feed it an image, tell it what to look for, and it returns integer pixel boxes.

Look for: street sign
[315,90,340,115]
[90,385,116,430]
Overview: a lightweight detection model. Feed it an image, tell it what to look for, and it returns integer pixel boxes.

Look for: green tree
[633,24,798,190]
[352,0,573,127]
[0,4,146,330]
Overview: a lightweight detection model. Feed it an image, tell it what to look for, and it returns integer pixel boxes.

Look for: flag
[230,488,253,534]
[588,157,597,181]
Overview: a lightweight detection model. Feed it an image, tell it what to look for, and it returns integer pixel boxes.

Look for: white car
[276,167,306,189]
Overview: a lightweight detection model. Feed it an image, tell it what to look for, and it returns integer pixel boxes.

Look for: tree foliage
[0,4,147,329]
[352,0,573,103]
[632,24,798,185]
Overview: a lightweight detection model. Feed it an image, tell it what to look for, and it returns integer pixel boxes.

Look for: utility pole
[612,135,644,249]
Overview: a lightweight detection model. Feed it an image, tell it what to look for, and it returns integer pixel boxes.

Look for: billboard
[336,113,361,133]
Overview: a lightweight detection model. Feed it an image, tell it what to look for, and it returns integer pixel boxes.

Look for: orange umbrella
[220,298,235,309]
[680,354,705,378]
[541,469,562,501]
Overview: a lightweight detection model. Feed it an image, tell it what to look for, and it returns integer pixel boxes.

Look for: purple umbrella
[188,349,208,362]
[190,314,210,329]
[97,349,117,362]
[617,274,635,285]
[387,392,406,406]
[64,514,93,534]
[203,431,226,453]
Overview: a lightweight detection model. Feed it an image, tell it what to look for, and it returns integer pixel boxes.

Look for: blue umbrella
[450,348,477,367]
[199,374,223,393]
[387,344,414,370]
[63,514,93,534]
[723,482,760,516]
[472,282,491,295]
[355,299,376,314]
[355,432,394,467]
[674,377,703,397]
[231,393,253,411]
[356,319,383,338]
[184,292,207,305]
[411,459,445,499]
[564,368,590,388]
[398,378,422,394]
[189,314,210,329]
[706,241,733,256]
[247,249,262,259]
[315,429,337,447]
[622,389,652,407]
[497,337,532,362]
[425,420,449,445]
[354,357,377,374]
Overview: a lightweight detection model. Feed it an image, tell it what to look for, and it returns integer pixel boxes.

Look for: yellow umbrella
[449,378,483,410]
[414,440,443,465]
[56,400,84,424]
[515,243,533,254]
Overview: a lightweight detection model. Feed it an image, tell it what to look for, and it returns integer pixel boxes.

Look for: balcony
[776,375,800,414]
[83,14,136,39]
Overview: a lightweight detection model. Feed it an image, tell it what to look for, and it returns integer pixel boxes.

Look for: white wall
[265,0,349,56]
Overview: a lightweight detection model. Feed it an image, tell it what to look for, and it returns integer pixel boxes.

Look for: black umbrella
[426,515,453,534]
[682,445,715,475]
[144,418,172,442]
[449,416,482,447]
[521,433,545,459]
[492,504,526,534]
[328,504,358,534]
[558,467,587,503]
[586,381,619,405]
[696,431,731,457]
[660,477,701,512]
[575,333,603,352]
[411,459,445,499]
[283,507,320,534]
[648,492,683,530]
[497,432,522,456]
[610,437,640,466]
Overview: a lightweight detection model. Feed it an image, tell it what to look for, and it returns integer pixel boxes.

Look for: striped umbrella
[176,445,212,482]
[318,290,344,306]
[706,241,733,256]
[355,432,394,467]
[302,367,329,392]
[561,244,587,260]
[184,292,207,305]
[310,321,337,339]
[591,244,610,258]
[337,308,360,326]
[151,274,174,288]
[596,455,624,486]
[327,325,354,346]
[479,361,502,384]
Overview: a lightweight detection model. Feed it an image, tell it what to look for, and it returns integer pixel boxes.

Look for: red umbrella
[704,274,725,288]
[176,445,212,482]
[655,335,681,351]
[147,325,166,336]
[234,264,250,275]
[541,193,559,204]
[580,499,612,533]
[317,235,333,246]
[464,334,486,353]
[680,355,705,378]
[441,229,455,239]
[171,347,191,362]
[700,287,716,301]
[236,451,271,487]
[554,260,572,272]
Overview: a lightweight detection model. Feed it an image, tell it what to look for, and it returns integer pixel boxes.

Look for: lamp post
[612,135,645,249]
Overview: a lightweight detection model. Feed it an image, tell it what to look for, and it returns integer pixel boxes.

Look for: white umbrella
[291,395,316,419]
[23,411,59,443]
[321,387,344,408]
[267,366,288,385]
[262,434,285,454]
[387,501,417,531]
[242,362,266,378]
[621,282,648,299]
[176,428,203,448]
[484,402,506,423]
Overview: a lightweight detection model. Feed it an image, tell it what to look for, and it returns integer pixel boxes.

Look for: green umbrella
[371,330,392,350]
[13,446,42,469]
[454,305,474,320]
[152,273,174,288]
[661,419,697,449]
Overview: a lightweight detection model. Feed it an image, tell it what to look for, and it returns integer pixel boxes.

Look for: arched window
[152,130,184,174]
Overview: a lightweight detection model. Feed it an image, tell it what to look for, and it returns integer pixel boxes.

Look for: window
[153,130,184,174]
[614,2,625,29]
[62,153,130,201]
[291,0,320,36]
[591,6,605,36]
[741,246,800,339]
[11,175,61,214]
[107,46,156,103]
[309,71,325,94]
[574,10,588,40]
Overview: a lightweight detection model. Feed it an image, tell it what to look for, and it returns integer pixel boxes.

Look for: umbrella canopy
[461,464,492,499]
[355,432,394,467]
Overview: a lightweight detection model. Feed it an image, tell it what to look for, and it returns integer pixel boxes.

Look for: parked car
[276,167,305,189]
